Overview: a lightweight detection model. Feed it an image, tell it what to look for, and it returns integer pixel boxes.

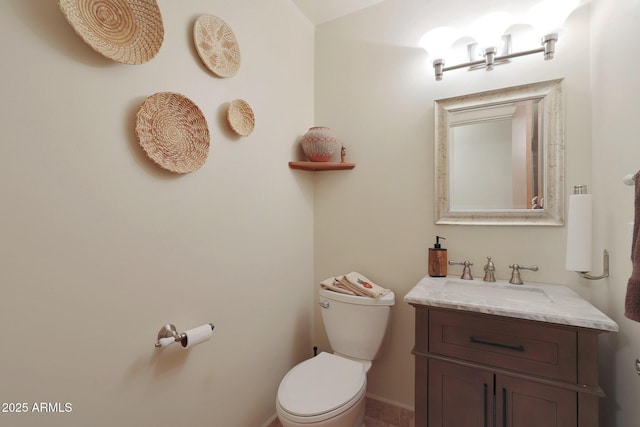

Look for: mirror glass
[435,79,564,225]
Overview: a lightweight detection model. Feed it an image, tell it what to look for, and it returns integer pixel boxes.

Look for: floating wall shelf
[288,161,356,171]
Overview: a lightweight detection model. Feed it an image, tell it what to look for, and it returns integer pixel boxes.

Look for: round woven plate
[227,99,255,137]
[193,15,241,78]
[58,0,164,65]
[135,93,210,174]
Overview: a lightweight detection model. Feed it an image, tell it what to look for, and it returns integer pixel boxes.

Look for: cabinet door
[496,375,576,427]
[428,359,494,427]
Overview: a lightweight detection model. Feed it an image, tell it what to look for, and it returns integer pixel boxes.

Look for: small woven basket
[58,0,164,65]
[193,14,241,78]
[226,99,255,137]
[135,92,210,174]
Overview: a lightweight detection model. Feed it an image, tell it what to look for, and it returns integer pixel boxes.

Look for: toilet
[276,287,395,427]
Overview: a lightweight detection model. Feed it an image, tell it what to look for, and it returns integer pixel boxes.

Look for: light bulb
[419,26,461,60]
[527,0,579,35]
[469,11,513,51]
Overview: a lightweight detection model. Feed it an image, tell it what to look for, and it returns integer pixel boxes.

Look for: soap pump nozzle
[434,236,445,249]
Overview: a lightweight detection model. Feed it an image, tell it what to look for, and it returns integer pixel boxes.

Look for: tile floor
[363,397,415,427]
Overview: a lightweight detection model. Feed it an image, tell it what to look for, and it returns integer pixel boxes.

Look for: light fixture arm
[542,33,557,59]
[433,33,558,80]
[433,58,445,81]
[484,47,497,70]
[577,249,610,280]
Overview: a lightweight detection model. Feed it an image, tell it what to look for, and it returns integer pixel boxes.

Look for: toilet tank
[319,288,395,362]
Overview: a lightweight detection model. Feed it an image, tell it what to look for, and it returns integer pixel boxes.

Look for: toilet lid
[278,352,366,417]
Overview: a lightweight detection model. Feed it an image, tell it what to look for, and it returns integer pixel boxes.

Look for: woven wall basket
[135,93,210,174]
[193,15,241,78]
[227,99,255,137]
[58,0,164,65]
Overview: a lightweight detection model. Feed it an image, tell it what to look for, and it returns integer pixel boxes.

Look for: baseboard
[259,412,280,427]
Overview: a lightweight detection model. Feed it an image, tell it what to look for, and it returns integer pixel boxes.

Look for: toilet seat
[277,352,366,423]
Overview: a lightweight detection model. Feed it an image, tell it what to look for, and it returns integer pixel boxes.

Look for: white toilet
[276,287,395,427]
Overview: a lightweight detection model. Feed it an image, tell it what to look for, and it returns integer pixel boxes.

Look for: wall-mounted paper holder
[566,185,609,281]
[576,249,610,280]
[155,323,215,348]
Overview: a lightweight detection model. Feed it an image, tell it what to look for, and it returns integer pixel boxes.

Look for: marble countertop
[404,276,619,332]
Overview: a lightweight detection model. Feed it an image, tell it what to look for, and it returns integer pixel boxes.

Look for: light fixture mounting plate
[467,34,512,70]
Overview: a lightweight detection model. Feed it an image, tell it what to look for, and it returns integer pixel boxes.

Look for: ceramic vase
[300,126,337,162]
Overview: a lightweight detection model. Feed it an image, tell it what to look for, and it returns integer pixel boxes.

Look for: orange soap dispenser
[428,236,447,277]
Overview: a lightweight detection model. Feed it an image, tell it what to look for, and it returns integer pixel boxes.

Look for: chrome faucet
[508,264,539,285]
[483,257,496,282]
[449,260,473,280]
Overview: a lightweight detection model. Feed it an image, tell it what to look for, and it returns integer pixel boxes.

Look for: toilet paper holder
[154,323,215,348]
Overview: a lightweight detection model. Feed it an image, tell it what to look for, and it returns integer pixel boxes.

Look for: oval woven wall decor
[193,14,241,78]
[135,93,210,174]
[226,99,255,137]
[58,0,164,65]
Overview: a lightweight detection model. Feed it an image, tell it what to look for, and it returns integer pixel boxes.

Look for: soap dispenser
[428,236,447,277]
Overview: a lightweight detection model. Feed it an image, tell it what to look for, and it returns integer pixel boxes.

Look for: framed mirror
[434,79,564,225]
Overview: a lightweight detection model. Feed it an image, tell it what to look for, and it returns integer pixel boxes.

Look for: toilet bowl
[276,288,395,427]
[276,352,367,427]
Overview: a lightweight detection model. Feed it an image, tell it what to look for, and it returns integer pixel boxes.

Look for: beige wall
[314,0,640,425]
[0,1,314,426]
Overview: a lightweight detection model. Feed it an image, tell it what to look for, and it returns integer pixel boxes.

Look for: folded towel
[625,171,640,322]
[320,277,356,295]
[320,272,390,298]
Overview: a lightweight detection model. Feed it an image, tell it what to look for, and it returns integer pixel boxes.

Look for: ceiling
[291,0,385,25]
[292,0,593,27]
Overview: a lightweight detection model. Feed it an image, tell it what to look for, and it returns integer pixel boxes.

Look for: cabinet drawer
[429,309,577,382]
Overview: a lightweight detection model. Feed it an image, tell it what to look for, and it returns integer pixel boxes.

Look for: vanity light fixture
[421,0,579,81]
[429,33,558,81]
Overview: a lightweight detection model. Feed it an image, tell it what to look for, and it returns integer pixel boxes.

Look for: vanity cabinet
[428,359,576,426]
[412,305,605,427]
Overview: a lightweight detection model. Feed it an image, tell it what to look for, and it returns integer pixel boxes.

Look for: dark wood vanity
[411,304,608,427]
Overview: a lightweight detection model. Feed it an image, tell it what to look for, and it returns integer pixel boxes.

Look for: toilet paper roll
[565,193,592,272]
[181,324,213,348]
[158,337,176,348]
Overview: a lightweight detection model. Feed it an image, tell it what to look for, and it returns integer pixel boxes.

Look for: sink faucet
[508,264,539,285]
[483,257,496,282]
[448,260,473,280]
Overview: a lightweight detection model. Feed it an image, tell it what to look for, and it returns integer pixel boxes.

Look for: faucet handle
[508,264,539,285]
[483,257,496,282]
[449,260,473,280]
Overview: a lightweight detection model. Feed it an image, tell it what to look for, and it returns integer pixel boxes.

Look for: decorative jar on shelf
[300,126,337,162]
